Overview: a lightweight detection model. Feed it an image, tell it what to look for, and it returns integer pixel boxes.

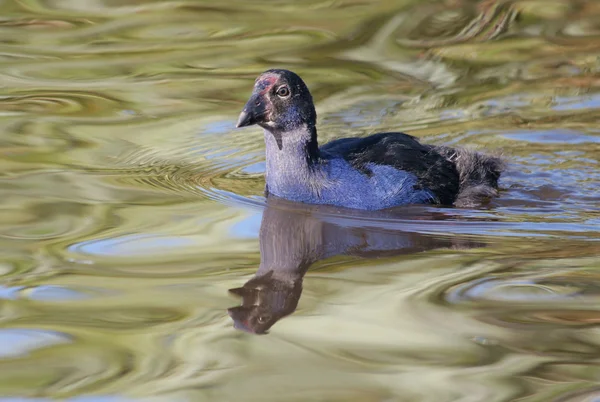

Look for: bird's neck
[263,125,321,198]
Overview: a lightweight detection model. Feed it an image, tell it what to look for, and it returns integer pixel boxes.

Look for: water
[0,0,599,400]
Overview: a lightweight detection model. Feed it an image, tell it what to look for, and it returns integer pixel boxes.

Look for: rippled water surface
[1,0,599,400]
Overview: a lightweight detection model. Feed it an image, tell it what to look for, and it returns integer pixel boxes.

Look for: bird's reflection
[228,198,484,334]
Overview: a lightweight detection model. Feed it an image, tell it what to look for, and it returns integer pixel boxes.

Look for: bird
[236,69,504,210]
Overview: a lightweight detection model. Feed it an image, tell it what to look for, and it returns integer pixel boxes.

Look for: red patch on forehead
[255,74,279,95]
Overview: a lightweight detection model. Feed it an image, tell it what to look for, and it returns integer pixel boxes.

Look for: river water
[0,0,599,401]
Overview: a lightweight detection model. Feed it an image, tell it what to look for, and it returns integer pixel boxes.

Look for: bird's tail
[437,146,505,207]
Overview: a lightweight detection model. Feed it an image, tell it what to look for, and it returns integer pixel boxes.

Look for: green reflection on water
[0,0,599,400]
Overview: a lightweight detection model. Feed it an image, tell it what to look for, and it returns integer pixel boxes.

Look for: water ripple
[5,305,188,330]
[0,341,137,397]
[0,91,123,117]
[441,260,600,330]
[396,0,520,48]
[0,0,599,400]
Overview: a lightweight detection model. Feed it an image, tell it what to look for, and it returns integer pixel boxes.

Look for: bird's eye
[257,315,270,324]
[276,86,290,98]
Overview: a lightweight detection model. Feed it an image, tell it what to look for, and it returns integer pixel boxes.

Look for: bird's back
[321,132,503,207]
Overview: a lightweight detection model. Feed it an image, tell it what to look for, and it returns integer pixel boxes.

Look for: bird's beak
[236,95,266,128]
[236,108,254,128]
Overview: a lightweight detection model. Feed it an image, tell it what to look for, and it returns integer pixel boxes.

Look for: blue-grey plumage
[236,69,504,210]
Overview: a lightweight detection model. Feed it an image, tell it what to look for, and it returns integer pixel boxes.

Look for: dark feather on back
[321,132,504,207]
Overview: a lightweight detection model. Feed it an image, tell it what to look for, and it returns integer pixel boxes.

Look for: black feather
[321,132,504,207]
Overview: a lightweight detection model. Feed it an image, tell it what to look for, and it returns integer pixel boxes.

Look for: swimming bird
[236,69,504,210]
